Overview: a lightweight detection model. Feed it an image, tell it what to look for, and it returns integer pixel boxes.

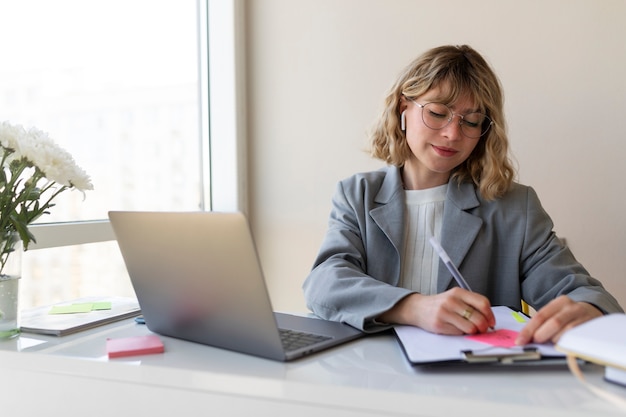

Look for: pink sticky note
[465,329,519,348]
[106,335,164,358]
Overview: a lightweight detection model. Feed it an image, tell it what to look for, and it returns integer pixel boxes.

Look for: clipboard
[394,306,566,366]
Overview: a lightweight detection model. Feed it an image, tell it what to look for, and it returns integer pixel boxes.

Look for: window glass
[0,0,204,308]
[0,0,202,222]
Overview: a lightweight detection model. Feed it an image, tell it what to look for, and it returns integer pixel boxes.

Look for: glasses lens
[421,103,452,129]
[461,112,491,138]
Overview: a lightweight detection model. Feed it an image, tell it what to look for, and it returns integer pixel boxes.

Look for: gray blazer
[303,166,623,332]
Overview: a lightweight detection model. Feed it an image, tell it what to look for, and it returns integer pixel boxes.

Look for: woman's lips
[432,145,458,157]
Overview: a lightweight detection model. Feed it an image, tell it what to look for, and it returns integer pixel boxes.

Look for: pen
[429,236,495,332]
[428,236,472,291]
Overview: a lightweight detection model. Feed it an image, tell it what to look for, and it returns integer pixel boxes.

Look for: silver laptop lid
[109,211,287,361]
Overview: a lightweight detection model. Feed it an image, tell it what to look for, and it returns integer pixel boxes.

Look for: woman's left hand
[515,295,603,345]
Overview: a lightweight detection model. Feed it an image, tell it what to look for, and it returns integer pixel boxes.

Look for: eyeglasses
[410,99,493,139]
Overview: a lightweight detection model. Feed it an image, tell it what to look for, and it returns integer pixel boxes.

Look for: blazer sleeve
[302,178,413,332]
[518,187,623,314]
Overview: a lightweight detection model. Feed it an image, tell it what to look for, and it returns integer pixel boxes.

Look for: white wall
[244,0,626,312]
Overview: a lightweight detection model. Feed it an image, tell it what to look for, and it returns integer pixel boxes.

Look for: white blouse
[399,184,447,295]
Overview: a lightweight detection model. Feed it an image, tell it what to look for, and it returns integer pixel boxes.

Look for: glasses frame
[409,99,493,139]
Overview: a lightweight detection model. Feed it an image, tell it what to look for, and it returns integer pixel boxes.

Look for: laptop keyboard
[279,328,332,352]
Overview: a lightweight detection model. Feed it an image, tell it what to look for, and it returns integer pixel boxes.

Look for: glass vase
[0,233,21,339]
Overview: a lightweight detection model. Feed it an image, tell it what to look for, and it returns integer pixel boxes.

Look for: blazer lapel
[365,168,484,292]
[437,181,483,292]
[369,167,405,257]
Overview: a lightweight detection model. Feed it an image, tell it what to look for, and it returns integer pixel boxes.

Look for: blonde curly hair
[369,45,515,200]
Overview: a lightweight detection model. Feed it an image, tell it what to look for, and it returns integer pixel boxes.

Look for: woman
[302,45,623,345]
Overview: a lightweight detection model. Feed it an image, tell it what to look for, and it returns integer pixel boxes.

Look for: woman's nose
[441,116,464,140]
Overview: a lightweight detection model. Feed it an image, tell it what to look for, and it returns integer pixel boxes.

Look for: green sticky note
[91,302,112,311]
[49,303,94,314]
[511,311,527,323]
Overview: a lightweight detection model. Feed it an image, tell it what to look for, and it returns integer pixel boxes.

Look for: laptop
[108,210,363,361]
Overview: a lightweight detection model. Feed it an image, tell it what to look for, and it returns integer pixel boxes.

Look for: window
[0,0,241,309]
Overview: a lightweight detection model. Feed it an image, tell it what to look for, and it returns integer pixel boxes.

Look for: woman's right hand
[379,288,495,334]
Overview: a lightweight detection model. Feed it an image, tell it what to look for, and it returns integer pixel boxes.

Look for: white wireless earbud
[400,110,406,131]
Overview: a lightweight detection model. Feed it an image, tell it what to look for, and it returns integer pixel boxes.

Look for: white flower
[0,121,93,264]
[0,122,24,165]
[0,122,93,191]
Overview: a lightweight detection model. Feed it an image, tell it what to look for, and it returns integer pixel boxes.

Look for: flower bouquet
[0,121,92,337]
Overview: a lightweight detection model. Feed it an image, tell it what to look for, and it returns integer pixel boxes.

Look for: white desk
[1,317,625,417]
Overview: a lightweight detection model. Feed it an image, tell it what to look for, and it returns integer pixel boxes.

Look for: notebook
[108,210,363,361]
[556,313,626,386]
